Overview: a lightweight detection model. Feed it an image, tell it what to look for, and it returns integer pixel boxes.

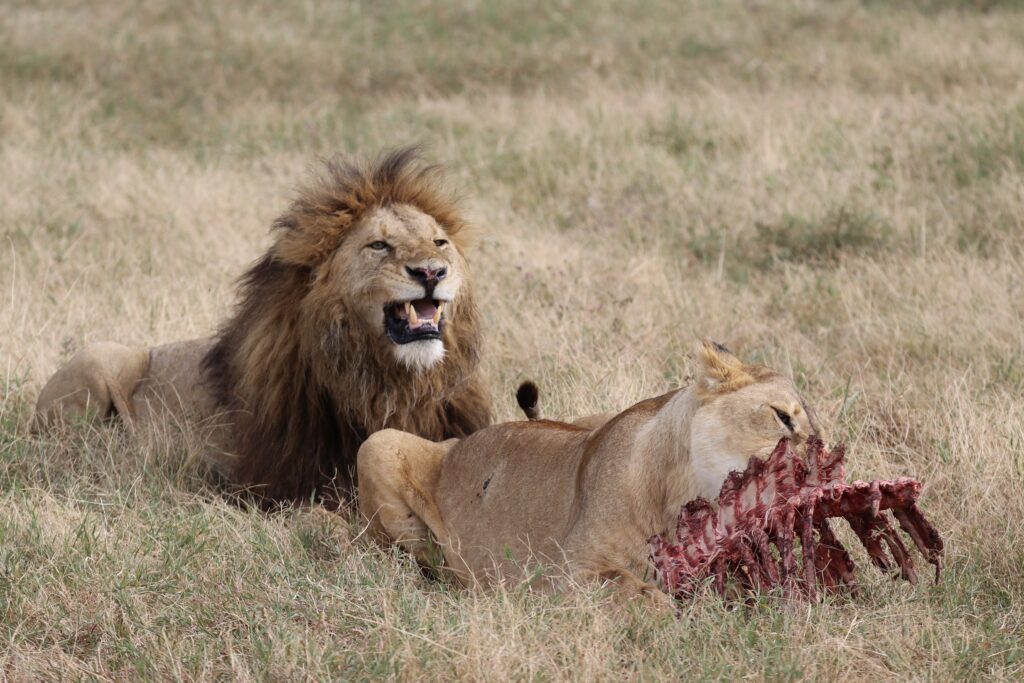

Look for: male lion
[35,147,492,501]
[357,341,820,603]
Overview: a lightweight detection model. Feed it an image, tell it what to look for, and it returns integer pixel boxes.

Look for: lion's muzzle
[385,298,447,344]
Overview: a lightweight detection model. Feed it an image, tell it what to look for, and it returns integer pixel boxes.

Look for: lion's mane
[202,147,491,502]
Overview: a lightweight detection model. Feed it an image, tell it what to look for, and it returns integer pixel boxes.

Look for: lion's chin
[392,339,445,371]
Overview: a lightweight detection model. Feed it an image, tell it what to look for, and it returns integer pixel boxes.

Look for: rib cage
[649,437,944,601]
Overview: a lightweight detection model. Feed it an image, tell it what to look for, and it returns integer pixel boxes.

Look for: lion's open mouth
[385,298,446,344]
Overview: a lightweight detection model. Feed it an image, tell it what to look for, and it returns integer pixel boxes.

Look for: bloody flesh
[649,437,944,600]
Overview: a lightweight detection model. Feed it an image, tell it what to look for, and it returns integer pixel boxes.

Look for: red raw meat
[649,437,943,601]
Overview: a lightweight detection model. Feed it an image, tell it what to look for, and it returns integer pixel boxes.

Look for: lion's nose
[405,265,448,285]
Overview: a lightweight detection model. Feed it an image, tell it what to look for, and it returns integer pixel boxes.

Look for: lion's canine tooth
[406,302,419,326]
[433,301,445,326]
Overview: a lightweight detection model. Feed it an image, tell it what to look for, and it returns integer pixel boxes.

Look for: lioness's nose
[406,265,447,284]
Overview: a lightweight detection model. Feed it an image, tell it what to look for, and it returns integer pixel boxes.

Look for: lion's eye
[772,407,794,432]
[368,241,391,251]
[434,238,449,247]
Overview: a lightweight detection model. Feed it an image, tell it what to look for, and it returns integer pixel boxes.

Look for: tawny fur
[35,147,492,502]
[357,341,820,604]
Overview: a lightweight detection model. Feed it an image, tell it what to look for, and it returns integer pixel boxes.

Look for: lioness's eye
[434,238,449,247]
[772,407,794,432]
[368,241,391,251]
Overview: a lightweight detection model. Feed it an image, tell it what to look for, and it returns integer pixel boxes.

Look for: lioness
[34,147,491,501]
[357,341,820,601]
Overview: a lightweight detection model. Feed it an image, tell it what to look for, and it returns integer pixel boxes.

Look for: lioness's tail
[516,381,540,420]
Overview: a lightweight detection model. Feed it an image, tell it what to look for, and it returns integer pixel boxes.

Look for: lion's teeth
[406,302,419,326]
[433,302,445,326]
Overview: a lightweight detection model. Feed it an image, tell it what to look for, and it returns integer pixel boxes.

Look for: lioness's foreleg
[572,565,677,613]
[357,429,454,567]
[34,342,150,430]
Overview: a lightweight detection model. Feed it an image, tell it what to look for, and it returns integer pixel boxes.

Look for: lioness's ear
[696,338,750,395]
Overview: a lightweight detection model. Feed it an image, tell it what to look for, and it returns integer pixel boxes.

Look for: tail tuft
[516,381,540,420]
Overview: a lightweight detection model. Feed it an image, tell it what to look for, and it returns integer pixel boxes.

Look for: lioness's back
[437,421,589,578]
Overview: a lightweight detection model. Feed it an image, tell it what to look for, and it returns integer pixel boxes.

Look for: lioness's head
[689,340,821,498]
[269,147,476,373]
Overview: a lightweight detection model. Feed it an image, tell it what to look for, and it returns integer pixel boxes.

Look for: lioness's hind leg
[357,429,453,567]
[34,342,150,430]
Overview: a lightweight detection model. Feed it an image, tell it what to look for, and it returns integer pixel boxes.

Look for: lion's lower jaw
[392,339,446,371]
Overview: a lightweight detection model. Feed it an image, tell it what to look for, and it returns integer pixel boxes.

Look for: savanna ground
[2,0,1024,679]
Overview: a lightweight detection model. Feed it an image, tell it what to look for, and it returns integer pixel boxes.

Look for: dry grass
[3,0,1024,679]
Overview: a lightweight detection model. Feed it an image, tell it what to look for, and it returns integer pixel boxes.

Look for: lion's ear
[695,339,750,396]
[273,211,349,267]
